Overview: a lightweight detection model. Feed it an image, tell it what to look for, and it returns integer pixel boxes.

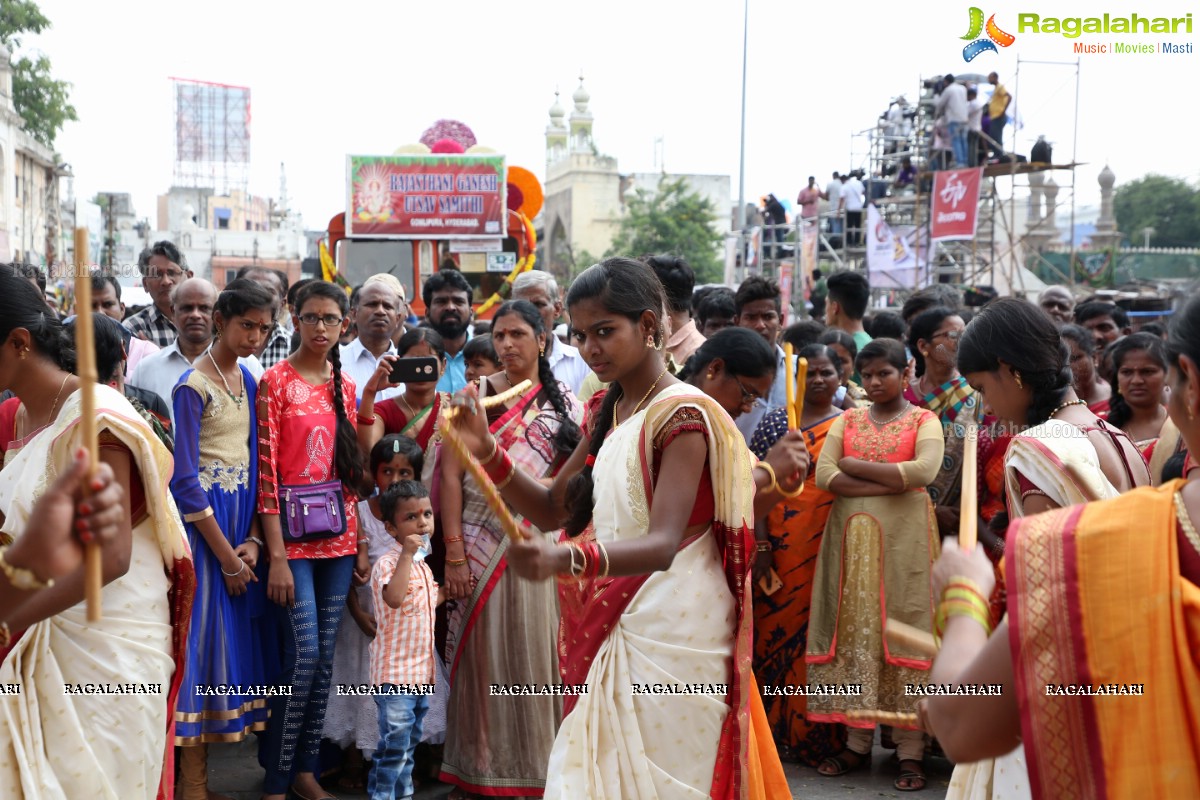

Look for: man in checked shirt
[123,241,192,348]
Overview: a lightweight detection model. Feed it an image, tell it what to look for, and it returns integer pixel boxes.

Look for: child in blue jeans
[369,480,441,800]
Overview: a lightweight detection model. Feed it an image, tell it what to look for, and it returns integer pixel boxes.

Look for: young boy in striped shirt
[369,480,441,800]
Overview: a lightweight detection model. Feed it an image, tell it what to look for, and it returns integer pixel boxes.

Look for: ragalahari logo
[961,7,1016,61]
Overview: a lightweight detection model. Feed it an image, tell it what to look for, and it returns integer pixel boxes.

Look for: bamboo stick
[793,357,808,424]
[959,423,979,551]
[74,229,103,621]
[783,343,796,429]
[884,618,938,658]
[439,380,533,543]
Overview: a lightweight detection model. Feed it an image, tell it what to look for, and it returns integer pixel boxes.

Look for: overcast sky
[26,0,1199,232]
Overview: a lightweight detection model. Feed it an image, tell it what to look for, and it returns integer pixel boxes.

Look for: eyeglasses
[732,374,762,407]
[932,329,962,341]
[151,269,186,281]
[299,313,344,327]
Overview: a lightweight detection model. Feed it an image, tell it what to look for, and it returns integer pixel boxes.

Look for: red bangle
[484,449,514,484]
[579,541,602,580]
[585,454,596,467]
[356,413,378,426]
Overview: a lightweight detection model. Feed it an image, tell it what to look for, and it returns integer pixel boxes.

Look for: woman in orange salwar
[748,344,846,767]
[921,294,1200,800]
[807,339,944,791]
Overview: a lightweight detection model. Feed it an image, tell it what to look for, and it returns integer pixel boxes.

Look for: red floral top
[257,360,359,559]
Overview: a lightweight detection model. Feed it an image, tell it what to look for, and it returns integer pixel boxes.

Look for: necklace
[22,373,72,434]
[207,350,244,406]
[1049,398,1087,418]
[399,394,417,420]
[614,365,670,428]
[868,400,910,427]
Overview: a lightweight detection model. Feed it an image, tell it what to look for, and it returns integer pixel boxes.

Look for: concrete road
[208,737,953,799]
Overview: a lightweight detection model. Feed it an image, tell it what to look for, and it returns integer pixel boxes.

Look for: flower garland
[475,211,537,316]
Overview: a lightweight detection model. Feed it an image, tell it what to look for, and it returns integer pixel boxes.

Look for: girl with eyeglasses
[257,281,369,800]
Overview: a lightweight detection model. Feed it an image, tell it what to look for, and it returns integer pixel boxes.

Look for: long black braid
[492,300,581,455]
[564,385,622,538]
[296,281,366,493]
[559,258,668,538]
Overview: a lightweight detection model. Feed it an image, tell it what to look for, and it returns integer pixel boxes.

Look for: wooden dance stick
[958,423,979,551]
[845,709,919,726]
[439,380,533,544]
[884,619,938,659]
[783,344,796,429]
[74,229,103,622]
[793,357,808,426]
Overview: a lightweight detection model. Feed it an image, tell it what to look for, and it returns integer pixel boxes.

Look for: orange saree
[1006,481,1200,800]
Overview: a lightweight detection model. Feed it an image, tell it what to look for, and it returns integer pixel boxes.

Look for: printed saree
[1006,482,1200,800]
[0,385,194,800]
[440,382,582,796]
[549,384,757,799]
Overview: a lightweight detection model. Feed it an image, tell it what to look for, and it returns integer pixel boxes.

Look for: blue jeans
[948,121,969,168]
[260,555,354,794]
[370,691,430,800]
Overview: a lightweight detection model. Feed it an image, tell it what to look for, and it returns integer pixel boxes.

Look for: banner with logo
[347,154,507,239]
[866,204,931,289]
[930,167,984,242]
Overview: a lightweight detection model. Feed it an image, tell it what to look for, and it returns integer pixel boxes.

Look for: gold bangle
[447,557,468,567]
[597,541,610,579]
[778,480,804,498]
[481,436,499,465]
[755,461,778,494]
[0,547,53,591]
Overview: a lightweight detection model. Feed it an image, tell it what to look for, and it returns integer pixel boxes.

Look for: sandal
[817,748,871,776]
[895,759,927,792]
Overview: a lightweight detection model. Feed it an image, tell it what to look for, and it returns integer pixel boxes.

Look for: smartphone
[389,356,439,384]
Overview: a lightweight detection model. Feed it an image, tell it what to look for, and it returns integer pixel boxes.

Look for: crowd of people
[0,241,1196,800]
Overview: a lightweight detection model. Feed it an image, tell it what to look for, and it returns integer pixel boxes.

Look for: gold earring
[18,348,27,360]
[646,334,654,348]
[706,371,715,380]
[1015,371,1023,390]
[539,347,544,357]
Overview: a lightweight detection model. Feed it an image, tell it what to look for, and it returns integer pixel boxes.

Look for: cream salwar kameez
[0,386,190,800]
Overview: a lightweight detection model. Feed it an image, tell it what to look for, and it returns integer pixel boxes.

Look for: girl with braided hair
[443,260,808,799]
[256,280,368,800]
[437,299,583,798]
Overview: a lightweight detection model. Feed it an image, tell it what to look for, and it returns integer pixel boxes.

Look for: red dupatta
[556,390,755,800]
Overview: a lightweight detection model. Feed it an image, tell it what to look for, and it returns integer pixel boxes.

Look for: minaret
[569,74,593,153]
[545,90,567,168]
[1089,165,1121,249]
[1042,177,1060,245]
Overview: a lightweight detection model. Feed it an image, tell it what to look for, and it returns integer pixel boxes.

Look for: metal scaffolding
[171,77,252,196]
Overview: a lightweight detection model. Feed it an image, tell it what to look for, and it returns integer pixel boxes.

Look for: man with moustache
[1037,285,1075,326]
[341,278,404,402]
[128,277,263,422]
[512,270,589,394]
[424,269,474,393]
[123,241,192,347]
[89,274,160,378]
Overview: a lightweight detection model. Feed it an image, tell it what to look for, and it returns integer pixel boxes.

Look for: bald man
[1038,285,1075,326]
[128,277,263,421]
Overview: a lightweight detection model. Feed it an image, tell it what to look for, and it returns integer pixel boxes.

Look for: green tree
[1,0,77,148]
[1112,174,1200,249]
[606,177,723,284]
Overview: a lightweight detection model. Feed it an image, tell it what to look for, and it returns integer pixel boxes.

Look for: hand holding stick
[440,380,533,543]
[884,618,938,658]
[73,228,103,621]
[783,344,796,429]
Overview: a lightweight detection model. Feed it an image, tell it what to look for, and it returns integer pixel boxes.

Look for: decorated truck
[321,119,544,318]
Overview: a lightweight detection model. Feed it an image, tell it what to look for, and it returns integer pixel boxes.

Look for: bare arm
[5,446,135,630]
